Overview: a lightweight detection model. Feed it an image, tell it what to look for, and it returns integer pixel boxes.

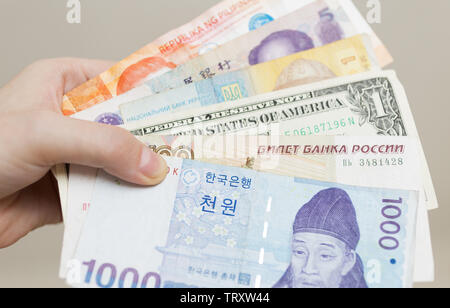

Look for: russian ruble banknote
[67,156,419,288]
[61,0,326,116]
[127,71,438,212]
[120,34,376,125]
[60,136,434,283]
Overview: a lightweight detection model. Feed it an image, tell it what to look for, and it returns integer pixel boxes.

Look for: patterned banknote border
[130,77,407,138]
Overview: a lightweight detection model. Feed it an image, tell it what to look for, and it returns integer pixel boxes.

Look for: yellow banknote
[248,34,375,92]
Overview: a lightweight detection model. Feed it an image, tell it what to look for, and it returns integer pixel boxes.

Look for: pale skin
[0,58,168,249]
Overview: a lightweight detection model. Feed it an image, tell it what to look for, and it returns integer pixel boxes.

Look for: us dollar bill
[127,71,438,211]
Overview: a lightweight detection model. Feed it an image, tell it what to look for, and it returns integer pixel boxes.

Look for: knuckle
[26,58,76,74]
[27,58,57,71]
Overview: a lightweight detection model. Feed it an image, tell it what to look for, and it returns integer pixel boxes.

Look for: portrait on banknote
[249,30,315,65]
[274,188,368,288]
[274,59,337,90]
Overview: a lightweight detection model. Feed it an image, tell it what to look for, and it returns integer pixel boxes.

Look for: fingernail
[139,147,168,185]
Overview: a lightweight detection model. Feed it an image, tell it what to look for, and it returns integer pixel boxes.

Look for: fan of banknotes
[55,0,438,288]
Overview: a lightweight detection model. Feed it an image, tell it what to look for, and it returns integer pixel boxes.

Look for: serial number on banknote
[341,158,405,168]
[359,158,405,168]
[284,117,357,136]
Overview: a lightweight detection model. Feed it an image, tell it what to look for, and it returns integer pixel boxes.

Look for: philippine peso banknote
[68,157,418,288]
[61,0,322,116]
[120,34,376,125]
[60,136,433,283]
[127,71,438,211]
[74,0,391,125]
[66,0,392,122]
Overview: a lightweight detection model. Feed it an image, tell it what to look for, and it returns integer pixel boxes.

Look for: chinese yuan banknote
[62,0,320,116]
[144,0,386,96]
[127,71,438,212]
[60,136,433,283]
[120,34,376,125]
[74,0,392,125]
[69,157,418,288]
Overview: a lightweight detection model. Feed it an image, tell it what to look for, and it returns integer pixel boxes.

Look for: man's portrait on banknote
[248,30,315,65]
[274,188,368,288]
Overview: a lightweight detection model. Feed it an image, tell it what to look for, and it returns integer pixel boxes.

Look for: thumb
[26,111,168,186]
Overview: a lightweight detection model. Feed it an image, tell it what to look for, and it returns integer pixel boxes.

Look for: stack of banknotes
[54,0,438,288]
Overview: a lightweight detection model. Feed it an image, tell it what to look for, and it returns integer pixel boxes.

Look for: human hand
[0,58,168,248]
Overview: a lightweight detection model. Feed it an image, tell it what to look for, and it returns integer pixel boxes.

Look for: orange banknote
[62,0,317,115]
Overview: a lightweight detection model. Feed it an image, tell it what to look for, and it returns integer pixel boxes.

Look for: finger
[0,58,115,113]
[54,58,115,93]
[25,58,115,94]
[25,111,168,186]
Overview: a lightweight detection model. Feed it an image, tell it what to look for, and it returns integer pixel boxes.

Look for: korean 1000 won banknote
[60,136,434,283]
[68,157,418,288]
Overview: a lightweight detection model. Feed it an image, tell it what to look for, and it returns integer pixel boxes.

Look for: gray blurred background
[0,0,448,288]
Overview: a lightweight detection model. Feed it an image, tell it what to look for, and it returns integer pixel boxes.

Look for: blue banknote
[120,70,256,124]
[72,157,418,288]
